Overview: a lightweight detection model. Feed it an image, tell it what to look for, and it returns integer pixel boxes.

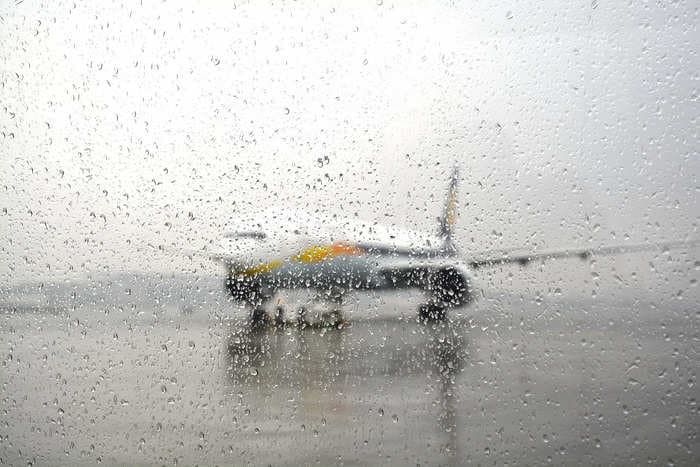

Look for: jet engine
[427,267,471,308]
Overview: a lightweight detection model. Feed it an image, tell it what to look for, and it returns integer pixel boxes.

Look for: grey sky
[1,0,698,283]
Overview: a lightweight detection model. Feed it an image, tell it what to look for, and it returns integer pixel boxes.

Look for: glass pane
[1,1,697,465]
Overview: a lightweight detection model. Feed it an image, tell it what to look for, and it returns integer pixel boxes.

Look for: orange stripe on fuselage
[292,242,364,263]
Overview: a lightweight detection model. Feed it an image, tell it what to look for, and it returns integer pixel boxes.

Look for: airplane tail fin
[438,166,459,255]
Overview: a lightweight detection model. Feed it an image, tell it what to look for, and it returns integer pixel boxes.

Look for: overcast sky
[1,0,698,283]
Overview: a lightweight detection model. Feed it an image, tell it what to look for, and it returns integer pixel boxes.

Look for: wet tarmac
[1,281,699,466]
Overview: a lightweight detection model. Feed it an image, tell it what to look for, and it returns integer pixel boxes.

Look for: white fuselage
[214,207,446,270]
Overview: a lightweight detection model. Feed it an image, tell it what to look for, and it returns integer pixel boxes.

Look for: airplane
[174,167,697,325]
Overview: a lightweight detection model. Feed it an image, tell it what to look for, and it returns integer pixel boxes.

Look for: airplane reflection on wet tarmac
[224,317,470,464]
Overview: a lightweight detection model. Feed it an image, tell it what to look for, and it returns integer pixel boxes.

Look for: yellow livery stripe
[293,242,364,263]
[240,259,282,276]
[236,242,364,276]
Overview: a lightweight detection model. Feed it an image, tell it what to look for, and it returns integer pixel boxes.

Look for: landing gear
[417,267,470,323]
[244,288,347,329]
[320,309,344,328]
[297,306,344,328]
[274,306,285,327]
[322,288,345,328]
[250,306,268,328]
[251,305,287,328]
[419,303,447,322]
[297,306,309,328]
[295,290,345,328]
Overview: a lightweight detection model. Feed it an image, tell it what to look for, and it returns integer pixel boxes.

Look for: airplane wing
[467,239,699,269]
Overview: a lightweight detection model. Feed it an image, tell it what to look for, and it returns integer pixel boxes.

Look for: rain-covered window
[1,1,698,465]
